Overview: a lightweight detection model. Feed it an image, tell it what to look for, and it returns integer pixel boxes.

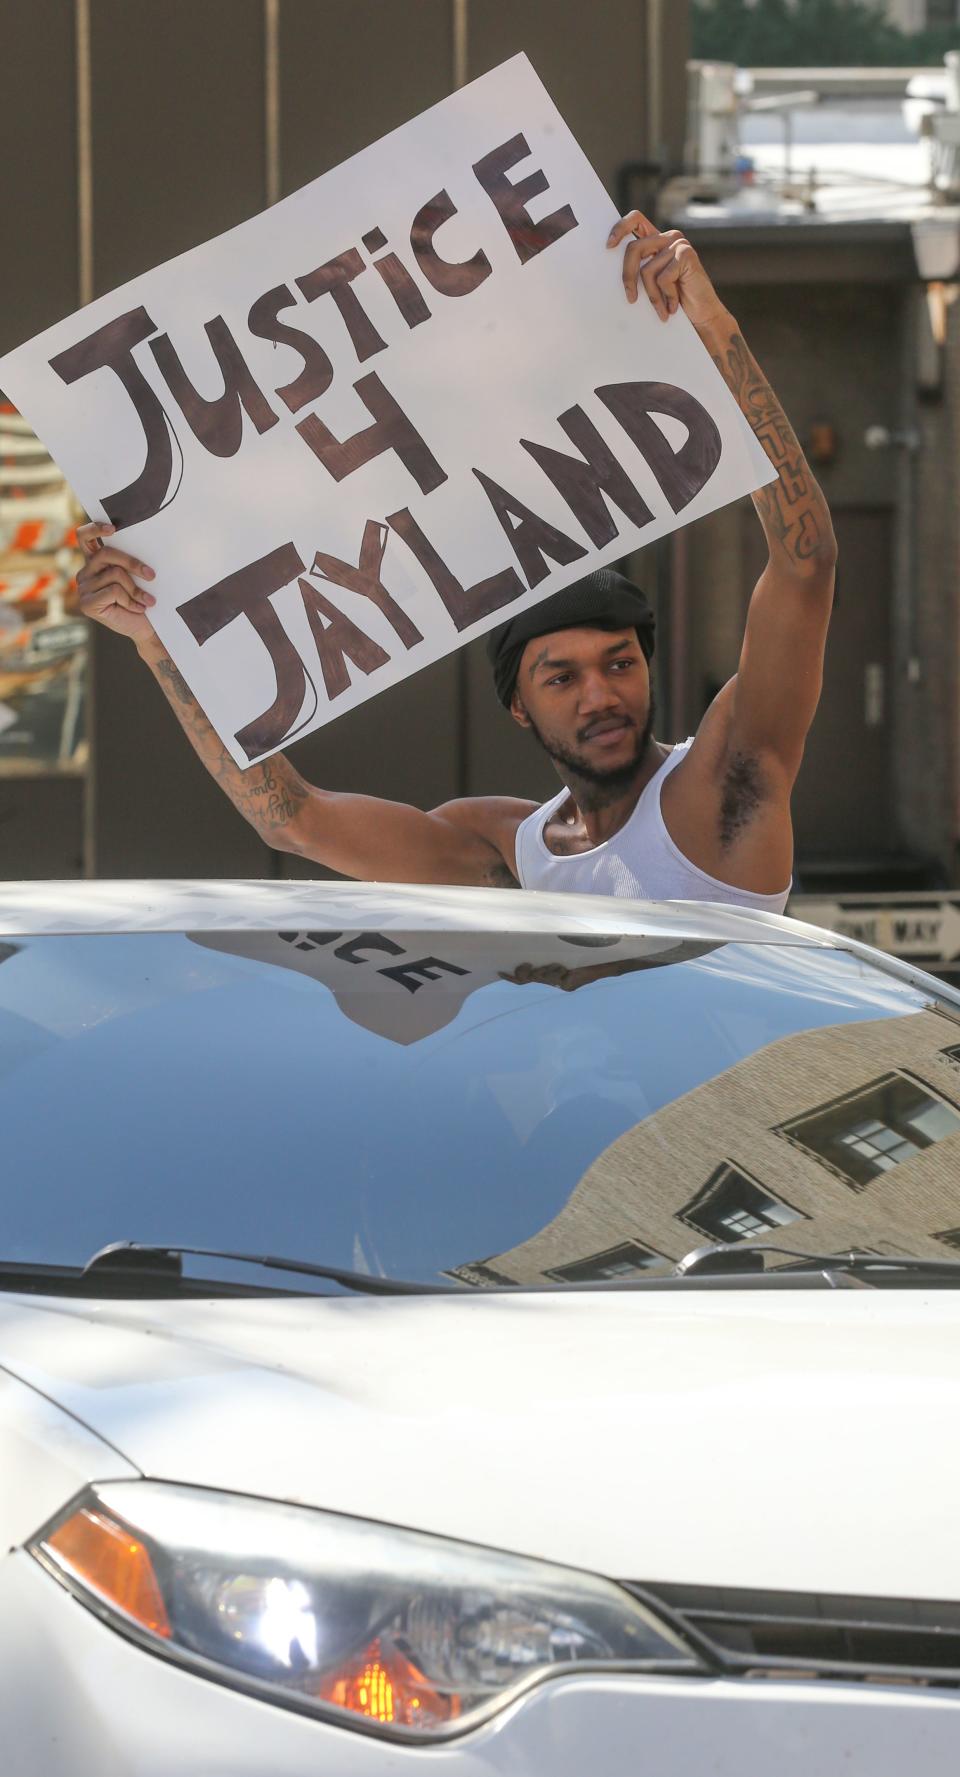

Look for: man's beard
[525,692,656,809]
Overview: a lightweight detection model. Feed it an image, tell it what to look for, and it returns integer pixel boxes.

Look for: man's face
[511,625,654,788]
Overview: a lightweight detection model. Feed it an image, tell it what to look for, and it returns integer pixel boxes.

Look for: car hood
[2,1287,959,1599]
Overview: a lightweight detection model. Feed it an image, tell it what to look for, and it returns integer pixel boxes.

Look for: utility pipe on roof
[646,0,664,165]
[74,0,93,310]
[264,0,281,208]
[453,0,468,93]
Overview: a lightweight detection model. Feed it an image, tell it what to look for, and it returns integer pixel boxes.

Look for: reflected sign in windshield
[2,927,960,1286]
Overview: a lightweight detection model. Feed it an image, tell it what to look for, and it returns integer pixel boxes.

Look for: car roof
[0,878,836,944]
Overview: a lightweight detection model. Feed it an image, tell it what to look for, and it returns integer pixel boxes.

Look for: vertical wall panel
[0,2,82,876]
[278,0,452,190]
[0,0,78,353]
[87,0,270,874]
[658,1,692,169]
[90,0,266,293]
[467,0,649,196]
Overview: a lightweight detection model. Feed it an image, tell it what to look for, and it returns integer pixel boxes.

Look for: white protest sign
[0,54,774,770]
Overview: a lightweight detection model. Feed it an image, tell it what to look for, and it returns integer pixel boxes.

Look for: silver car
[2,880,960,1776]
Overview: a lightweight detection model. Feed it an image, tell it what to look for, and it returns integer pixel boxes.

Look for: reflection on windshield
[449,993,960,1286]
[190,928,720,1045]
[1,929,959,1286]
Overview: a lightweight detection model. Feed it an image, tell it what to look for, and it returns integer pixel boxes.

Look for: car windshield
[3,924,960,1289]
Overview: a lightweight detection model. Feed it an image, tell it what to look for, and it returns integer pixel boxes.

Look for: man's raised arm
[698,311,837,781]
[609,213,837,782]
[76,523,525,886]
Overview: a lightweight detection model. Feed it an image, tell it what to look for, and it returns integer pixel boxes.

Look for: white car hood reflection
[2,1287,958,1600]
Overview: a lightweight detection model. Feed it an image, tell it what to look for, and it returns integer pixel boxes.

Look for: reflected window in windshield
[680,1165,804,1245]
[780,1073,960,1188]
[544,1241,666,1283]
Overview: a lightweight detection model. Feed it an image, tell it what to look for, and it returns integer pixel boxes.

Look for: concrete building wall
[0,0,691,880]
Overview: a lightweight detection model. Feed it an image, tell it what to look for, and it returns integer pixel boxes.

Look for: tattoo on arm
[710,331,834,571]
[151,652,309,846]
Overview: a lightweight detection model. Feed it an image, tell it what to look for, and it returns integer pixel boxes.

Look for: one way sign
[790,894,960,963]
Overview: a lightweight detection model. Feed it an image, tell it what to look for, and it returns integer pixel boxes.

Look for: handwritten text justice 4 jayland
[49,132,722,761]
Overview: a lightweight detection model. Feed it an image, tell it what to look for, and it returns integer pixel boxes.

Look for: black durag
[486,569,655,710]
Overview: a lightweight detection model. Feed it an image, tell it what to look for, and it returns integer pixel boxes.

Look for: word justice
[178,374,722,761]
[48,132,580,529]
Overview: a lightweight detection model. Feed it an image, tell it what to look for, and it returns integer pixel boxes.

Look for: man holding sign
[77,214,835,909]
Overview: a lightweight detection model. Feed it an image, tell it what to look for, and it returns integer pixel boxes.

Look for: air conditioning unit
[686,61,740,179]
[926,49,960,197]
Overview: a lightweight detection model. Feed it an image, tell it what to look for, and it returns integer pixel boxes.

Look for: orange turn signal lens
[46,1507,171,1639]
[318,1636,461,1730]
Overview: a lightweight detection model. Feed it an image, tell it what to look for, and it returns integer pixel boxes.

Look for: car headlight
[29,1482,700,1739]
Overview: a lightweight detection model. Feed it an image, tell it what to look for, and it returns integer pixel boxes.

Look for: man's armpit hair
[719,749,765,850]
[483,856,520,889]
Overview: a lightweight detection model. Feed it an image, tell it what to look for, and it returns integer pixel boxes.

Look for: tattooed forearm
[148,647,310,847]
[704,318,836,572]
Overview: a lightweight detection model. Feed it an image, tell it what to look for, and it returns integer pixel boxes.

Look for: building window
[680,1164,802,1245]
[779,1073,960,1190]
[545,1240,664,1283]
[444,1259,517,1288]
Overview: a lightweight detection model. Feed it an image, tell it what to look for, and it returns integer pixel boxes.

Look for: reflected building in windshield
[449,1003,960,1285]
[8,919,960,1287]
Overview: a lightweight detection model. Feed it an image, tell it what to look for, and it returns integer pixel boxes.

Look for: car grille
[626,1583,960,1688]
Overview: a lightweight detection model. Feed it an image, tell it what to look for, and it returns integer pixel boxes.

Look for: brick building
[449,1001,960,1286]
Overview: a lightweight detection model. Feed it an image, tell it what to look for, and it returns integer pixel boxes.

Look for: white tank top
[513,739,791,913]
